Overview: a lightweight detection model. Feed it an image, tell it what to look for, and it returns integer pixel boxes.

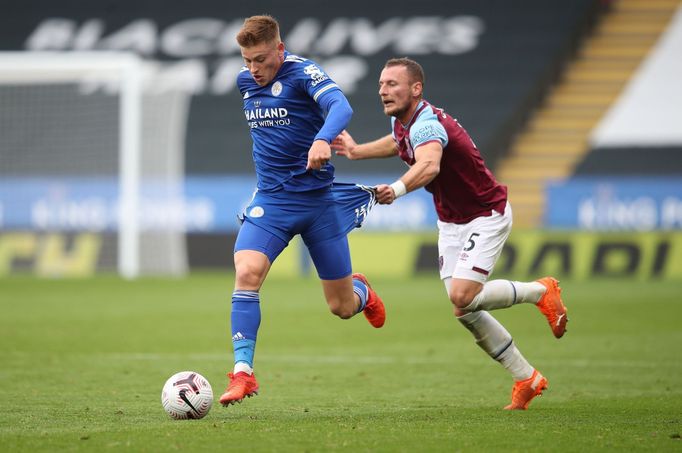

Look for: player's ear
[412,82,423,98]
[277,41,285,59]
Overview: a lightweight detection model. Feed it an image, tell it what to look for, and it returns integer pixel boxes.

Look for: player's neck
[396,100,424,126]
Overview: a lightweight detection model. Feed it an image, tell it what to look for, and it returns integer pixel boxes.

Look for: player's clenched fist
[375,184,396,205]
[306,139,332,170]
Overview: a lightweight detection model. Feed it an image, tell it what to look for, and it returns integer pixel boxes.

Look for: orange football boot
[219,372,259,406]
[536,277,568,338]
[352,273,386,328]
[504,369,548,410]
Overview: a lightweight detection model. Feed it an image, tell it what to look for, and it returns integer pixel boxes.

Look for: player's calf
[327,301,356,319]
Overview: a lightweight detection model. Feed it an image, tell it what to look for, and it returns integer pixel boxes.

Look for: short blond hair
[236,15,281,47]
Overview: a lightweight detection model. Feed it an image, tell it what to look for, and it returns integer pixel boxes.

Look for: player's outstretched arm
[377,141,442,205]
[332,131,397,160]
[402,142,442,190]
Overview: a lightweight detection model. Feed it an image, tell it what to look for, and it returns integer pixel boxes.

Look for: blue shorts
[234,182,376,280]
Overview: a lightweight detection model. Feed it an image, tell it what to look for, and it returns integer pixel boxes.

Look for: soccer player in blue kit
[219,15,385,406]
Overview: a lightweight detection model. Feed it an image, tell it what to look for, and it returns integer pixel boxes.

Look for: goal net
[0,52,190,277]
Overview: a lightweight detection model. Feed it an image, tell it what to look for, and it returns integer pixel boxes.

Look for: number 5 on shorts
[464,233,480,251]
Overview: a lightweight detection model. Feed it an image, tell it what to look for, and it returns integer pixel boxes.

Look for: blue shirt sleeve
[293,59,352,143]
[313,89,353,143]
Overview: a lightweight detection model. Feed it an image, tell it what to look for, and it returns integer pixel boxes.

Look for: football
[161,371,213,420]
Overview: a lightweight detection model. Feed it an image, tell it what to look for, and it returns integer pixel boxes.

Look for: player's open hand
[331,130,358,160]
[375,184,396,205]
[306,139,332,170]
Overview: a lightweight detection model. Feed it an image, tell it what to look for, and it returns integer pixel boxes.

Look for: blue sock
[352,278,368,313]
[231,290,261,368]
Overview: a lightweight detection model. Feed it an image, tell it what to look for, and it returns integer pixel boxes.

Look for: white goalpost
[0,52,190,278]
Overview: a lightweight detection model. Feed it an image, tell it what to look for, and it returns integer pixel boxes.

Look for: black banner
[3,0,598,175]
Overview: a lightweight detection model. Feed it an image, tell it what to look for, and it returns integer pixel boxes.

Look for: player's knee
[449,289,475,310]
[234,262,266,289]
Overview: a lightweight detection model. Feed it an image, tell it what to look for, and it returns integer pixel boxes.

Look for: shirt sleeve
[236,66,250,97]
[313,88,353,143]
[410,114,448,149]
[297,60,339,101]
[292,58,353,143]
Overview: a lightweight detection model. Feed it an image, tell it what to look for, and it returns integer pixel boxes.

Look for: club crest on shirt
[249,206,265,218]
[271,81,283,96]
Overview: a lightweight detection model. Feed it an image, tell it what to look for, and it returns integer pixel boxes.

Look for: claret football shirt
[391,100,508,223]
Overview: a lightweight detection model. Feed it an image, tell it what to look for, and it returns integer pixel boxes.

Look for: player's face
[378,65,421,122]
[241,40,285,86]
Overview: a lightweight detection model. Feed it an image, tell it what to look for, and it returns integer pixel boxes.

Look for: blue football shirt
[238,52,344,192]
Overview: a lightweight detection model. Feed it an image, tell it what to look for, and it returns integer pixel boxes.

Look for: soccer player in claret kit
[218,15,385,406]
[333,58,568,410]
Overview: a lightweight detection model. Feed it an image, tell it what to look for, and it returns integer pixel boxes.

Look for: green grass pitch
[1,274,681,451]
